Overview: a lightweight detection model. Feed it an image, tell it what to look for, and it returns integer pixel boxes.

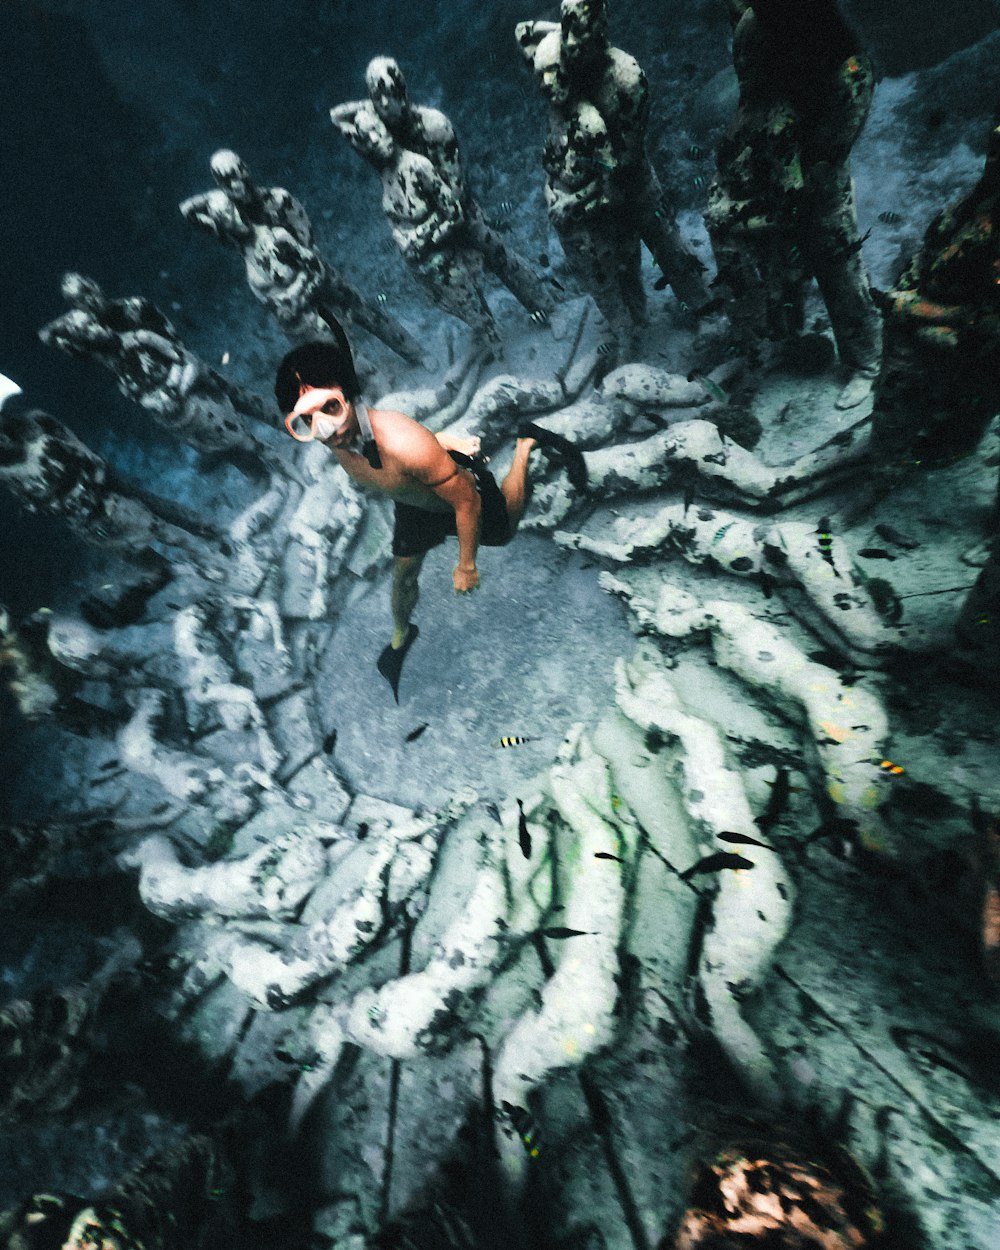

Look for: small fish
[680,852,754,880]
[501,1101,541,1157]
[687,370,729,403]
[498,199,514,214]
[537,926,596,939]
[717,830,772,849]
[100,583,114,591]
[529,309,548,324]
[816,517,840,576]
[486,801,503,825]
[711,521,736,546]
[322,729,338,753]
[756,767,790,835]
[878,210,902,224]
[878,759,905,776]
[404,722,429,742]
[376,291,388,303]
[496,735,535,748]
[857,547,896,561]
[594,851,624,862]
[517,798,532,859]
[355,821,370,841]
[98,758,120,771]
[597,342,615,357]
[221,351,230,365]
[874,522,919,550]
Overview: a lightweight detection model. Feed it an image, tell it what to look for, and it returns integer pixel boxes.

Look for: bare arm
[393,418,483,591]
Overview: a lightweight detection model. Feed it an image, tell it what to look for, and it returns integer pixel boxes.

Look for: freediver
[274,330,586,701]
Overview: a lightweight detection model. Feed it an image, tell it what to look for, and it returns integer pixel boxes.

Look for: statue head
[60,272,107,315]
[210,149,257,209]
[559,0,609,83]
[365,57,410,129]
[534,30,571,110]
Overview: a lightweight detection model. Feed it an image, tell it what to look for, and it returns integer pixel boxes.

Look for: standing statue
[179,149,425,366]
[516,0,710,347]
[40,275,289,480]
[331,57,556,348]
[708,0,883,408]
[528,32,644,367]
[331,106,504,355]
[0,408,218,564]
[0,1135,235,1250]
[863,119,1000,666]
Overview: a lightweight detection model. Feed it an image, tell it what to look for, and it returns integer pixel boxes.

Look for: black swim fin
[518,421,588,492]
[377,623,419,703]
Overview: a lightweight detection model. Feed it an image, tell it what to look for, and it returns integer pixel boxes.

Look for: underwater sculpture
[0,1134,234,1250]
[0,942,139,1130]
[39,279,290,482]
[709,0,883,409]
[869,118,1000,479]
[516,0,709,362]
[0,408,220,567]
[331,56,555,344]
[333,106,506,356]
[180,149,424,365]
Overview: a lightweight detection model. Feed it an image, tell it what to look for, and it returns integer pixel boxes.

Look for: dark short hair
[274,329,360,412]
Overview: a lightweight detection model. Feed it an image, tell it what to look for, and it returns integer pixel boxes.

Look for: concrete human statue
[516,0,710,323]
[333,106,504,356]
[0,408,217,564]
[179,149,425,366]
[59,270,180,342]
[274,336,586,700]
[528,30,644,367]
[40,280,288,479]
[331,56,556,331]
[710,0,883,409]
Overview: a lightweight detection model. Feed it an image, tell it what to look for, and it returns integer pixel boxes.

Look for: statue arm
[260,189,315,247]
[514,20,560,72]
[179,190,244,242]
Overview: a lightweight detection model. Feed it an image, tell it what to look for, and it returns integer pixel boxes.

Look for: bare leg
[390,554,425,647]
[499,437,537,535]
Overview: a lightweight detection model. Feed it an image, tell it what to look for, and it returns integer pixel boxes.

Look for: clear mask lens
[284,395,348,442]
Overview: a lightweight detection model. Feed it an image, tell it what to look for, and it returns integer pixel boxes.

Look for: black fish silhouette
[322,729,338,753]
[718,831,772,849]
[680,852,754,880]
[594,851,624,862]
[537,926,596,939]
[517,799,532,859]
[404,722,429,742]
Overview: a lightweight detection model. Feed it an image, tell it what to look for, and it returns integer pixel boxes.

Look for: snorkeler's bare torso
[333,406,459,512]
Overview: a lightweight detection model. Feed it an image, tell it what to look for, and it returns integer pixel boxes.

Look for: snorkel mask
[285,387,383,469]
[284,391,350,442]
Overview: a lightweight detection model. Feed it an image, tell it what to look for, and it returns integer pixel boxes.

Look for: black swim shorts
[391,451,512,558]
